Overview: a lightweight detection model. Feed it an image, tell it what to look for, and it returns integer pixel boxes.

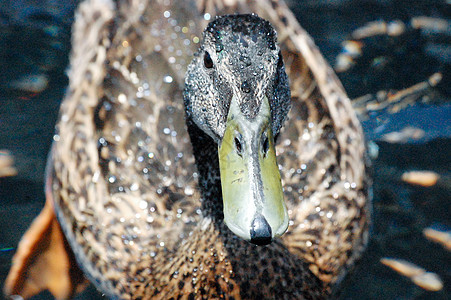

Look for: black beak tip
[250,214,272,246]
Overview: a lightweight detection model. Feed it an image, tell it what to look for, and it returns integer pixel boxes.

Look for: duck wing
[5,0,205,298]
[49,0,210,296]
[252,1,371,287]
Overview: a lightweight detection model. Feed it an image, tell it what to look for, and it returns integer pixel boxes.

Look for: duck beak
[218,95,288,245]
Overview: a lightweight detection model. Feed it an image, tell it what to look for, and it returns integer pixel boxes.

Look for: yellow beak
[219,95,288,245]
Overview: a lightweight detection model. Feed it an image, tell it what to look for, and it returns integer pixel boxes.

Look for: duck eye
[203,51,214,69]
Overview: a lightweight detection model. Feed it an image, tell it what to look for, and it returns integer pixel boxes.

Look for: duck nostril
[250,214,272,245]
[234,133,243,156]
[262,134,269,157]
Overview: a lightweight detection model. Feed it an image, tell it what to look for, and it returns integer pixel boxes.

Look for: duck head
[184,14,291,245]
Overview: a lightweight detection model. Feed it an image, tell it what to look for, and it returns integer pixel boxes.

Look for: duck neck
[186,117,224,221]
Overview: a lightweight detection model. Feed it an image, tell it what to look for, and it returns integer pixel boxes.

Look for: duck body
[5,0,371,299]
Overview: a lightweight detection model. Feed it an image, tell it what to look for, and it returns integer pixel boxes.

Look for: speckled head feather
[184,14,291,143]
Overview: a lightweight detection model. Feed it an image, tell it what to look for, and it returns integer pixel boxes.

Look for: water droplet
[140,201,148,211]
[131,183,139,191]
[184,186,194,196]
[163,75,173,83]
[118,93,127,103]
[61,114,69,122]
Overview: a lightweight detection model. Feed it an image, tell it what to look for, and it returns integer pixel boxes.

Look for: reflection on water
[0,0,449,299]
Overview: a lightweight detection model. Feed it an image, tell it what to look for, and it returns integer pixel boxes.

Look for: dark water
[0,0,449,299]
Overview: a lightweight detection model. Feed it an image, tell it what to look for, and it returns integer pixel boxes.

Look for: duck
[4,0,371,299]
